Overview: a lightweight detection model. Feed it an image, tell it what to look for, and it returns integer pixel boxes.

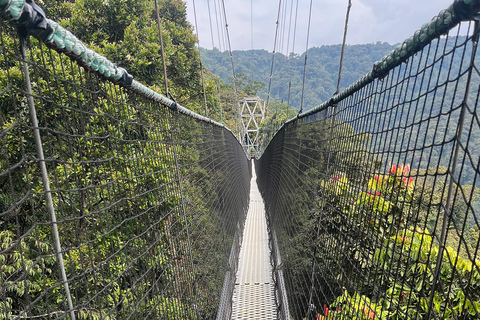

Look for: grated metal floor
[231,166,277,319]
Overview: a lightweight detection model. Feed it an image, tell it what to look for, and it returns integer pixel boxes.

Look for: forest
[203,37,480,192]
[0,0,251,318]
[204,41,480,188]
[200,43,396,111]
[258,116,480,320]
[1,0,480,319]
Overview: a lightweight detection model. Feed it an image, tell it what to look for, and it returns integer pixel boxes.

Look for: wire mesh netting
[0,19,251,319]
[257,17,480,320]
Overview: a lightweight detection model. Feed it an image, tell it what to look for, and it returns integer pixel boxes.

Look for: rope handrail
[0,0,227,130]
[257,0,480,318]
[286,0,480,122]
[0,1,252,319]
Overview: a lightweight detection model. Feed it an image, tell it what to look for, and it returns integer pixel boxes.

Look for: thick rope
[0,0,228,129]
[154,0,169,96]
[288,0,480,121]
[192,0,209,116]
[266,0,283,111]
[335,0,352,95]
[299,0,313,114]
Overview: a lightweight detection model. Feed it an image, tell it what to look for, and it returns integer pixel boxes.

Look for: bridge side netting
[0,8,250,320]
[257,1,480,319]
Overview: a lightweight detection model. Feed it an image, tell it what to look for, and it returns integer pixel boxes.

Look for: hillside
[204,39,480,183]
[200,42,396,111]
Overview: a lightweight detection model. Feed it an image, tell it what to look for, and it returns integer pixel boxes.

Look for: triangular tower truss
[239,97,266,158]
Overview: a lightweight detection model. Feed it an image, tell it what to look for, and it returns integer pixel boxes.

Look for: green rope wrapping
[46,19,124,81]
[129,80,225,126]
[295,0,480,121]
[0,0,227,131]
[1,0,24,20]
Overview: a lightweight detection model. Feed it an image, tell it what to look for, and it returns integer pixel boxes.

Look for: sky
[184,0,454,53]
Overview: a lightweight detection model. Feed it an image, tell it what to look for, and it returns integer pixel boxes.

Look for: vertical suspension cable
[207,0,225,122]
[277,0,284,55]
[304,2,352,316]
[20,36,76,320]
[154,0,169,95]
[191,0,209,116]
[218,0,228,53]
[335,0,352,95]
[285,0,295,56]
[426,20,480,319]
[280,0,289,55]
[299,0,313,114]
[207,0,215,49]
[207,0,225,123]
[291,0,299,55]
[213,0,223,51]
[287,0,300,109]
[217,79,224,123]
[220,0,241,138]
[250,0,254,82]
[266,0,284,111]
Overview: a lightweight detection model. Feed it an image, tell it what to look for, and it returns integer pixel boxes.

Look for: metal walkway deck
[231,166,277,319]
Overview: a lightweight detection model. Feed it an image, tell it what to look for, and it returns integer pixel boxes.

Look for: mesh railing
[257,1,480,319]
[0,3,251,319]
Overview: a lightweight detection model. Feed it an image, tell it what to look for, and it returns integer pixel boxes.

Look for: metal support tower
[240,97,266,158]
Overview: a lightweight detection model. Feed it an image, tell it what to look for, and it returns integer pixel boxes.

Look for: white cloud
[185,0,456,52]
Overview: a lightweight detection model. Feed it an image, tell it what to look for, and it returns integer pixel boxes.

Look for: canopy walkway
[1,0,480,319]
[231,165,276,319]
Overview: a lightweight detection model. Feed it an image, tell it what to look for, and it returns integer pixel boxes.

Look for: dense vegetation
[2,0,480,319]
[222,35,480,185]
[258,116,480,320]
[0,0,251,319]
[200,43,396,111]
[38,0,243,130]
[203,42,480,187]
[255,26,480,319]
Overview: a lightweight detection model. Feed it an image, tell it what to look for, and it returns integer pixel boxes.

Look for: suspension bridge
[1,0,480,319]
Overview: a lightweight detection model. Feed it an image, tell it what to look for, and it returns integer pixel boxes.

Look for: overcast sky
[184,0,454,53]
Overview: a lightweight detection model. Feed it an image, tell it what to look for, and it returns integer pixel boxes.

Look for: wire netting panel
[257,21,480,320]
[0,21,250,319]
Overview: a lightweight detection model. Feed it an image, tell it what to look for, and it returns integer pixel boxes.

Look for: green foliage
[49,0,204,114]
[269,113,480,319]
[368,227,480,319]
[0,3,248,315]
[235,73,266,96]
[204,41,480,187]
[62,0,152,43]
[0,229,59,320]
[320,164,480,319]
[411,166,480,253]
[38,0,244,128]
[258,100,297,150]
[201,43,395,111]
[267,119,381,317]
[357,164,415,237]
[328,290,387,320]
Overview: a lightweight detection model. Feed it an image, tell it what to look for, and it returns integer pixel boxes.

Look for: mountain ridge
[200,42,397,111]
